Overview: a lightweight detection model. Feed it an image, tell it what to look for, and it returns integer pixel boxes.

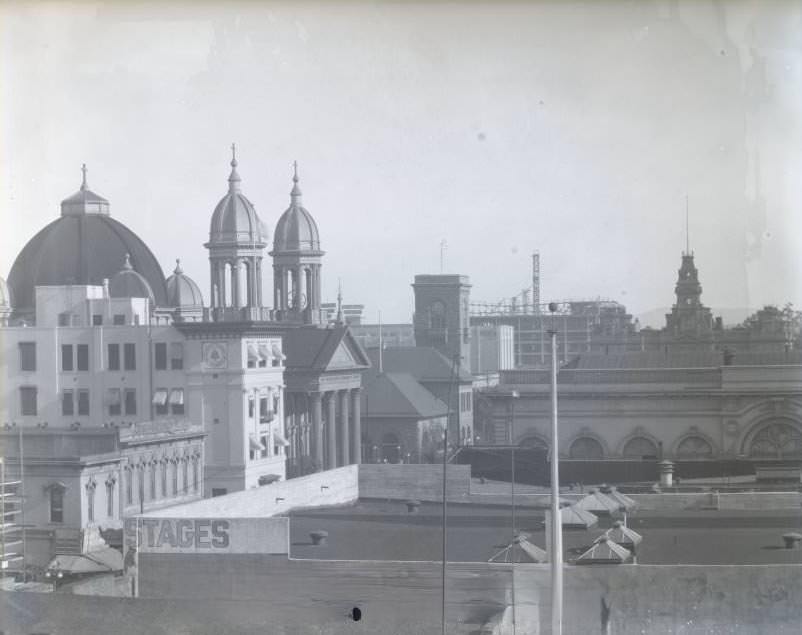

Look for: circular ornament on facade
[204,342,228,368]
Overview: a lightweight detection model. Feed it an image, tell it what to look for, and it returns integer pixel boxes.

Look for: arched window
[676,435,713,459]
[622,436,658,459]
[748,421,802,458]
[569,436,604,459]
[519,436,547,449]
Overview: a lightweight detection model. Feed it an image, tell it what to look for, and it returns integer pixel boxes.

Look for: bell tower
[412,274,472,372]
[270,163,325,324]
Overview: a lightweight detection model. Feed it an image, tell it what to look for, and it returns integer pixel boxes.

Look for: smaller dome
[0,275,11,309]
[109,254,155,304]
[272,164,322,254]
[165,259,204,308]
[207,148,268,247]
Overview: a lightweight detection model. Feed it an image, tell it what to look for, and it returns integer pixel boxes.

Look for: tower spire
[228,143,241,192]
[336,278,344,324]
[290,160,302,202]
[81,163,88,191]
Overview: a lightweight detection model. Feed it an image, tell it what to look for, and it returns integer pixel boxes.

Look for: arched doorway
[746,421,802,459]
[622,436,658,460]
[569,436,604,459]
[381,433,401,464]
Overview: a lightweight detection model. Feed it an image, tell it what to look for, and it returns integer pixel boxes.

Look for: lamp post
[548,302,563,634]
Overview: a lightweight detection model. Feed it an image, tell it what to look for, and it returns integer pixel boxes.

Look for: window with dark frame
[92,314,103,326]
[154,343,167,370]
[113,314,126,325]
[108,388,122,416]
[62,390,74,416]
[20,386,37,416]
[61,344,74,371]
[124,388,137,415]
[50,487,64,523]
[123,343,136,370]
[170,342,184,370]
[107,343,120,371]
[77,344,89,371]
[19,342,36,371]
[77,389,90,416]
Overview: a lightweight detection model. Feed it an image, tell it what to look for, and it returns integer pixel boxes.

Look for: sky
[2,0,801,326]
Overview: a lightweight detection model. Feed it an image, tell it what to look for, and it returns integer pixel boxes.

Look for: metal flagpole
[19,425,26,582]
[548,303,563,634]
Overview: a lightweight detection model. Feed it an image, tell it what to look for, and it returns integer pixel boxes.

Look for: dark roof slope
[361,368,449,419]
[569,350,802,369]
[283,325,371,371]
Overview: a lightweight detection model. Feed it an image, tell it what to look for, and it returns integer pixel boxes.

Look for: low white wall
[629,491,802,511]
[358,464,472,502]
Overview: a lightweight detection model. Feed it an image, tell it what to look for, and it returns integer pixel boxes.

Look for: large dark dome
[7,167,168,313]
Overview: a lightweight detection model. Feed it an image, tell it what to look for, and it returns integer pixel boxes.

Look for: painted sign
[124,516,288,555]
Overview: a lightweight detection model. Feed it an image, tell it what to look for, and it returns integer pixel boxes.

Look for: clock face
[203,342,228,369]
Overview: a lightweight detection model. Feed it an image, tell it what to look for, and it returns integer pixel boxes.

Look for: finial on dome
[81,164,88,191]
[290,160,302,201]
[174,258,183,275]
[123,253,133,270]
[228,144,241,192]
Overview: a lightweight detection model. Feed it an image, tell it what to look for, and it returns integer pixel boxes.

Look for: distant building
[321,302,364,325]
[470,324,515,374]
[350,323,415,349]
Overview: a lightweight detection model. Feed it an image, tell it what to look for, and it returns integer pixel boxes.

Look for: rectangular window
[113,314,126,325]
[161,462,168,497]
[107,343,120,371]
[259,396,271,423]
[20,386,37,416]
[260,435,269,459]
[192,458,199,492]
[87,487,95,523]
[126,471,133,505]
[169,389,185,416]
[248,396,255,418]
[138,469,145,506]
[182,461,188,495]
[19,342,36,371]
[62,344,74,371]
[170,342,184,370]
[106,482,114,518]
[92,314,103,326]
[153,389,169,416]
[124,343,136,370]
[62,390,74,416]
[150,465,157,500]
[77,344,89,371]
[50,487,64,523]
[108,388,122,416]
[58,312,71,327]
[124,389,137,415]
[154,343,167,370]
[77,389,90,416]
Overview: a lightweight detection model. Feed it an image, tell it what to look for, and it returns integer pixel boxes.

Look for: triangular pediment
[326,340,357,369]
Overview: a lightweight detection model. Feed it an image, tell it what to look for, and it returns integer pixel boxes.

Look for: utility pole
[548,302,563,634]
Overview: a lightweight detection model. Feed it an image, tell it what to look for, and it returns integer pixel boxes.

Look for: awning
[105,389,121,406]
[271,343,286,361]
[273,432,290,447]
[249,434,265,452]
[152,389,168,406]
[258,344,271,362]
[247,344,259,362]
[168,389,184,406]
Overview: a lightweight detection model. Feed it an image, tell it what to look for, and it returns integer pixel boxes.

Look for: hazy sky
[2,1,801,325]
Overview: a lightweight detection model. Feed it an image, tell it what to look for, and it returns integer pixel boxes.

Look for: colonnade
[210,257,263,309]
[285,388,361,473]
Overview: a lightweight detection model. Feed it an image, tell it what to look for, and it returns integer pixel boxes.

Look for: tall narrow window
[61,344,74,371]
[106,479,115,518]
[108,388,122,416]
[124,389,137,415]
[62,390,74,416]
[19,342,36,371]
[172,461,178,495]
[169,389,184,416]
[123,343,136,370]
[170,343,184,370]
[154,343,167,370]
[138,468,145,508]
[77,344,89,371]
[50,486,64,523]
[153,389,169,416]
[126,470,133,505]
[161,461,168,497]
[182,460,188,496]
[107,343,120,371]
[192,457,199,492]
[248,396,255,418]
[77,389,90,416]
[259,396,271,423]
[20,386,37,416]
[150,464,157,500]
[87,481,96,523]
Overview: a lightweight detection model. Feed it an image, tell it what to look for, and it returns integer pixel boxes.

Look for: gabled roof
[361,368,449,419]
[283,325,371,372]
[574,489,623,514]
[560,505,598,529]
[366,347,473,383]
[576,536,632,564]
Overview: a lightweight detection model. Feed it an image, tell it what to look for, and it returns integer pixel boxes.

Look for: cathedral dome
[7,166,168,314]
[272,164,322,254]
[207,149,268,247]
[165,259,204,307]
[109,254,156,305]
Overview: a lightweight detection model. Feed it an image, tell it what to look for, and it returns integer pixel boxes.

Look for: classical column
[339,390,350,466]
[351,388,362,465]
[326,392,337,470]
[312,392,323,471]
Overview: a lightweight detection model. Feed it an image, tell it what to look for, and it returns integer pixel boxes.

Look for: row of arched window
[123,452,202,507]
